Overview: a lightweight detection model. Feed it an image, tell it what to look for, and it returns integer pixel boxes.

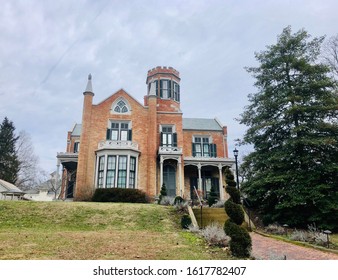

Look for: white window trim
[111,97,131,115]
[95,150,139,189]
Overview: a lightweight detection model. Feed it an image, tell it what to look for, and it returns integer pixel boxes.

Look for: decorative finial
[84,73,94,95]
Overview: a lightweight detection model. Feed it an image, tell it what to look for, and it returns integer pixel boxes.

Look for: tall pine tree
[239,27,338,230]
[0,117,20,183]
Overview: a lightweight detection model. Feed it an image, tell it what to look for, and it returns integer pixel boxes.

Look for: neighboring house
[57,66,235,201]
[23,171,61,201]
[0,179,25,200]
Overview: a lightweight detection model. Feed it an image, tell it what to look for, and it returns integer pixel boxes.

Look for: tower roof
[84,73,94,94]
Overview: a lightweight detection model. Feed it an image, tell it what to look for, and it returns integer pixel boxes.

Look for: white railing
[158,146,183,155]
[98,140,139,150]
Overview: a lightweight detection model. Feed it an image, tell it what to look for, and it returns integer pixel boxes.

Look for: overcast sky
[1,0,337,174]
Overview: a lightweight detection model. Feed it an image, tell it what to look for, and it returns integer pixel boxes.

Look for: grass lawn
[0,201,231,260]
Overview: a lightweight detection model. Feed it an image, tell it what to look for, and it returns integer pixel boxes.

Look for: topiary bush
[158,183,167,204]
[181,214,192,229]
[226,186,241,204]
[207,185,218,207]
[224,200,244,225]
[223,219,238,236]
[92,188,149,203]
[228,225,252,258]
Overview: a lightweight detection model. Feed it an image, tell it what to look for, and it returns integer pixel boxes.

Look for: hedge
[92,188,149,203]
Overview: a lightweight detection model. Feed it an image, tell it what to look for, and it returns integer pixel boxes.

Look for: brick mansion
[57,66,235,201]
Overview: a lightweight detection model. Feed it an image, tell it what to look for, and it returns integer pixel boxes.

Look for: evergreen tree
[239,27,338,230]
[0,117,20,183]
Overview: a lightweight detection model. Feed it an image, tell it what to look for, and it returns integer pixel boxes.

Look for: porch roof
[184,156,235,167]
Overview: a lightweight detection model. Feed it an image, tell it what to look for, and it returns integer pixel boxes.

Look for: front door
[163,165,176,197]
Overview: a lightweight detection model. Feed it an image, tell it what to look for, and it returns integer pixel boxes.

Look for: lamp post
[323,230,332,248]
[233,148,240,190]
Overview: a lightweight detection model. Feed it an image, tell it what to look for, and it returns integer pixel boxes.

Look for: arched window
[111,98,131,114]
[113,99,129,113]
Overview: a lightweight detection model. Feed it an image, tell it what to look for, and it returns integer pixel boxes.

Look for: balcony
[98,140,139,151]
[158,146,183,155]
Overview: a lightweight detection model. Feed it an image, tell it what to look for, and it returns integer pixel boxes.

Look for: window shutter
[173,133,177,147]
[106,129,111,140]
[192,143,196,157]
[168,80,172,98]
[155,80,159,96]
[128,129,132,141]
[159,80,163,98]
[178,85,180,102]
[160,132,163,146]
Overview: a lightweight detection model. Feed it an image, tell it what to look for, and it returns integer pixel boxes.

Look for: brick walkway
[251,232,338,260]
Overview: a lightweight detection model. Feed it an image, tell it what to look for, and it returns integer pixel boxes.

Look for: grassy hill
[0,201,231,260]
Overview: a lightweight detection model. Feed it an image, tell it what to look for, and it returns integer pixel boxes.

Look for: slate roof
[182,118,223,131]
[71,124,82,136]
[69,118,223,135]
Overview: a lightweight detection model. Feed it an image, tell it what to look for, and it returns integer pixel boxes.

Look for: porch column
[56,159,60,200]
[197,163,202,191]
[178,158,183,197]
[218,164,224,200]
[160,156,164,193]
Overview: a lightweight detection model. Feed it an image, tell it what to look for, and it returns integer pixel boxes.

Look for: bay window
[96,154,138,189]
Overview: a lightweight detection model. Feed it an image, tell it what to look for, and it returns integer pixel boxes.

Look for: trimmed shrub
[223,220,238,237]
[224,167,237,188]
[226,186,241,204]
[174,196,185,205]
[207,185,218,207]
[92,188,149,203]
[224,220,252,258]
[224,200,244,225]
[158,183,167,204]
[181,214,192,229]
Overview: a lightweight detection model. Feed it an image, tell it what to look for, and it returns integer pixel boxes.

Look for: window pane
[203,144,210,157]
[117,171,127,188]
[167,134,172,146]
[111,130,118,140]
[119,156,127,170]
[121,123,129,129]
[120,130,128,141]
[107,156,116,169]
[130,157,136,171]
[195,137,201,143]
[99,156,105,170]
[106,170,115,188]
[203,137,209,143]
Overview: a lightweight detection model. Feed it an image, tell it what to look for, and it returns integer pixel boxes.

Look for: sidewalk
[251,232,338,260]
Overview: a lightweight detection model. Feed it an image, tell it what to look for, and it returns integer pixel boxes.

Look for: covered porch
[56,153,78,199]
[183,156,235,201]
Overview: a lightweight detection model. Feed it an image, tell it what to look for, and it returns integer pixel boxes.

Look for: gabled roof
[71,124,82,136]
[0,179,24,194]
[182,118,223,131]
